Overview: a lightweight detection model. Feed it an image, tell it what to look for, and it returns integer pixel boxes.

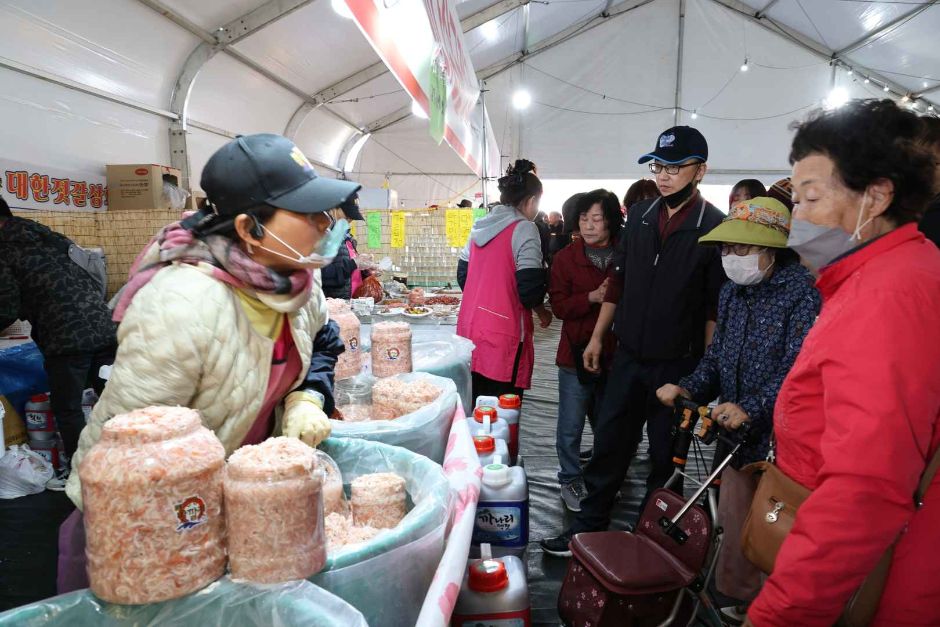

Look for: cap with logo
[698,196,792,249]
[200,133,361,216]
[638,126,709,165]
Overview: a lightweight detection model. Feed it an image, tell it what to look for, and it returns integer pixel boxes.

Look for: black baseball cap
[339,195,365,221]
[201,134,361,216]
[638,126,708,165]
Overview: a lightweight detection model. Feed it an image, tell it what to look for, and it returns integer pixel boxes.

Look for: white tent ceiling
[0,0,937,206]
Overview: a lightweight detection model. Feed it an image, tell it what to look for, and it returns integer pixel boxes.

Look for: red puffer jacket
[749,224,940,626]
[548,239,617,371]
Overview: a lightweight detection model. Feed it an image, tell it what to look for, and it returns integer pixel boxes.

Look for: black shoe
[539,529,575,557]
[579,448,593,463]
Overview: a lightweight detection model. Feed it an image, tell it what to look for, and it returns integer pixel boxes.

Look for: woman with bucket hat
[656,196,820,620]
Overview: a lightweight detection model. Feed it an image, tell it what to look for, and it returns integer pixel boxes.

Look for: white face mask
[256,218,348,269]
[722,252,772,286]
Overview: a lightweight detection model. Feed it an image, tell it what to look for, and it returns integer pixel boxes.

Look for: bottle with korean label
[471,455,528,561]
[452,543,531,627]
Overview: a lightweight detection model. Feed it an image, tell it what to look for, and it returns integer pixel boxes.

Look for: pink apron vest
[456,222,535,389]
[346,239,363,297]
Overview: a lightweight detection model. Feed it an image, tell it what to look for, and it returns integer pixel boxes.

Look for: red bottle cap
[473,406,498,424]
[473,435,496,453]
[29,393,49,403]
[498,394,521,409]
[468,558,509,593]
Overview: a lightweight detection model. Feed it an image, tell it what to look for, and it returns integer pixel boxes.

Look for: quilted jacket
[65,262,329,508]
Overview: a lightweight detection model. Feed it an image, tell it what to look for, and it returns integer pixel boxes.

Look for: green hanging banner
[472,207,486,222]
[428,52,447,146]
[366,212,382,249]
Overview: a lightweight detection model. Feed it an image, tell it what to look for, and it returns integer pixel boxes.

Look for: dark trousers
[43,349,114,462]
[471,342,526,401]
[572,346,696,532]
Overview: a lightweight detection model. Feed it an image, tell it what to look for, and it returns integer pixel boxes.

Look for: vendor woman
[64,134,361,508]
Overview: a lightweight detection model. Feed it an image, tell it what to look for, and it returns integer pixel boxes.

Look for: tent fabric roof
[0,0,936,201]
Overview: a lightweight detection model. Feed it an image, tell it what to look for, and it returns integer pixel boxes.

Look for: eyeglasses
[649,162,700,175]
[721,243,765,257]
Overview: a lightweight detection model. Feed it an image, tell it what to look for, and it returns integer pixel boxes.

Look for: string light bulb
[740,58,749,72]
[691,111,698,120]
[847,69,853,76]
[883,84,890,92]
[864,78,870,84]
[901,94,910,103]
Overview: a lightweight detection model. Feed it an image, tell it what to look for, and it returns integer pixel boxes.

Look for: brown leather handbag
[741,448,940,627]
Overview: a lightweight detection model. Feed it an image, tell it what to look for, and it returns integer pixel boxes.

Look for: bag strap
[915,444,940,507]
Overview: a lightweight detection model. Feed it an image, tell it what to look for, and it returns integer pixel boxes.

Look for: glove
[283,390,331,447]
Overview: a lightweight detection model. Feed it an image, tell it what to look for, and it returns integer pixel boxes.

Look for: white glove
[283,390,331,447]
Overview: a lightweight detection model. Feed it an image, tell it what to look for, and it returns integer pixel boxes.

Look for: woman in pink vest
[457,159,552,400]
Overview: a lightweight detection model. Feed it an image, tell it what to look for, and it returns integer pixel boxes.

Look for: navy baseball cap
[638,126,708,165]
[201,134,361,216]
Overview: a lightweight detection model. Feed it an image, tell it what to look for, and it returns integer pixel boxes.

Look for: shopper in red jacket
[549,189,622,512]
[747,100,940,626]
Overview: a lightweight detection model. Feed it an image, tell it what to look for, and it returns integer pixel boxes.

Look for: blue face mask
[787,197,873,271]
[258,218,349,268]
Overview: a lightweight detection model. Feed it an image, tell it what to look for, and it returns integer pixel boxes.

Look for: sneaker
[539,529,574,557]
[46,470,69,492]
[579,448,593,463]
[720,605,748,626]
[560,480,586,512]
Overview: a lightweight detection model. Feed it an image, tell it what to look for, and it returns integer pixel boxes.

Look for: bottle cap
[473,435,496,454]
[498,394,521,409]
[482,455,510,487]
[473,406,498,424]
[468,546,509,593]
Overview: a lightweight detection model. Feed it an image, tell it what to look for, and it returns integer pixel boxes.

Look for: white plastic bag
[162,180,190,210]
[412,336,474,415]
[329,373,459,463]
[0,444,54,499]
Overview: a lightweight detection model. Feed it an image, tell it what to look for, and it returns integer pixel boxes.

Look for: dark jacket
[605,194,726,361]
[920,195,940,250]
[304,319,345,416]
[535,219,550,266]
[678,261,820,464]
[321,233,359,300]
[0,217,116,356]
[546,222,570,264]
[549,239,617,370]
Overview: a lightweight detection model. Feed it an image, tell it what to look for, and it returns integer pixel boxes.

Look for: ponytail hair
[498,159,542,207]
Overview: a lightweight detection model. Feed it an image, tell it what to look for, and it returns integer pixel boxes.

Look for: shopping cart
[558,399,749,627]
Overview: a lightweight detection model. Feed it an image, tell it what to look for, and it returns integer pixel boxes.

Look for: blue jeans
[556,367,602,484]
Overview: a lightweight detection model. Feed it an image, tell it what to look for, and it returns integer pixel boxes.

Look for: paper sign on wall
[472,207,486,222]
[0,158,107,212]
[458,209,473,247]
[366,212,383,249]
[390,211,406,248]
[445,209,460,248]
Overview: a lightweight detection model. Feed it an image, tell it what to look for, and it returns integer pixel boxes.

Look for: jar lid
[468,558,509,593]
[498,394,521,409]
[29,393,49,403]
[482,458,510,487]
[473,406,498,423]
[473,435,496,453]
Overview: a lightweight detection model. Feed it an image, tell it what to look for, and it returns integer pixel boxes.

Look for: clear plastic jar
[371,321,413,378]
[224,437,326,583]
[80,406,226,604]
[327,299,362,381]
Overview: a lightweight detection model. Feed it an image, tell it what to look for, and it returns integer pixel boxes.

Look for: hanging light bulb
[901,94,910,103]
[690,111,698,120]
[512,89,532,110]
[883,84,890,92]
[481,20,499,41]
[824,87,849,110]
[411,100,428,119]
[929,105,936,112]
[847,69,854,76]
[740,58,749,72]
[864,77,870,84]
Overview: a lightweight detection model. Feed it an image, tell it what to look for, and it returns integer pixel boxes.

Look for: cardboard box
[2,395,28,448]
[107,164,181,211]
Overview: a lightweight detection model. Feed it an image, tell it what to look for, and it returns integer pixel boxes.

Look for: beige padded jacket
[65,263,327,508]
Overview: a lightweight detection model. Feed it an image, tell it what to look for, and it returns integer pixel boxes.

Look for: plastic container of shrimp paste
[79,406,227,604]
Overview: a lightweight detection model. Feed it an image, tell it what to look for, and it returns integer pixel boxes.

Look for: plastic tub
[311,437,452,626]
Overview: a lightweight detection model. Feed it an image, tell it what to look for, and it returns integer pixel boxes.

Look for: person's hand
[283,390,331,447]
[583,337,603,373]
[713,402,750,430]
[537,307,553,328]
[588,278,610,304]
[656,384,691,408]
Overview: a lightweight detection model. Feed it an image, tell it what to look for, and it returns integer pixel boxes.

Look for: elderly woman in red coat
[747,100,940,626]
